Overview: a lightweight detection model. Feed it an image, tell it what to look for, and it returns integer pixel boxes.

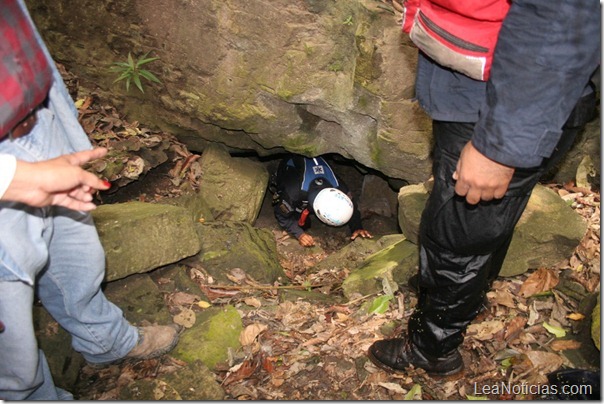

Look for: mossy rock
[341,238,418,299]
[103,273,172,326]
[500,185,587,276]
[197,143,268,224]
[591,295,600,350]
[172,305,242,370]
[93,201,201,281]
[314,234,405,273]
[195,220,286,284]
[119,360,225,400]
[160,190,215,225]
[397,183,429,244]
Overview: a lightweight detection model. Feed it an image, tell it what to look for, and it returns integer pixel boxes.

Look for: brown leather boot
[367,337,463,376]
[125,325,180,360]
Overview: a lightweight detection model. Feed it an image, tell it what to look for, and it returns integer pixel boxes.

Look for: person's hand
[298,232,316,247]
[351,229,373,240]
[2,148,111,211]
[453,141,515,205]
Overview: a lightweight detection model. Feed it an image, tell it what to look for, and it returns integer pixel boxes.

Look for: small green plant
[110,51,161,93]
[342,15,353,25]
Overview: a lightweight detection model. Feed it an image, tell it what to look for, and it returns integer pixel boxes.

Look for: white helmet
[312,188,353,226]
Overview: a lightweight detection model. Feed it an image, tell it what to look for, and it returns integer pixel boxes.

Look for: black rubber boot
[407,273,491,315]
[367,337,463,376]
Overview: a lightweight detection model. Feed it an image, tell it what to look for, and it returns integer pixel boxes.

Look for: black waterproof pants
[408,120,581,358]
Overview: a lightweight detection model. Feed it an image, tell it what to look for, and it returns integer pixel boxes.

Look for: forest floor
[67,72,600,400]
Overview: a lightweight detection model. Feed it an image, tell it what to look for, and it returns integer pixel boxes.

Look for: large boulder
[314,234,406,273]
[103,273,174,325]
[358,174,399,219]
[92,202,201,281]
[197,143,268,224]
[341,238,418,300]
[396,184,588,277]
[500,185,588,276]
[172,305,243,370]
[396,182,428,244]
[193,221,287,284]
[27,0,432,183]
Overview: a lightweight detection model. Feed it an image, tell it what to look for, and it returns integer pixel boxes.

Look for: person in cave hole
[270,155,373,247]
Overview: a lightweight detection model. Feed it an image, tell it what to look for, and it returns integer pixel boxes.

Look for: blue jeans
[0,81,138,400]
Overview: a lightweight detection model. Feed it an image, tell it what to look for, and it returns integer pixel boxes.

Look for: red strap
[298,208,310,227]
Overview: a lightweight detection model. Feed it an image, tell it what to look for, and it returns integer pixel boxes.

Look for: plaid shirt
[0,0,52,138]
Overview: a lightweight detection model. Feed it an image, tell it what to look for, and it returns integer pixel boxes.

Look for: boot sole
[367,348,464,377]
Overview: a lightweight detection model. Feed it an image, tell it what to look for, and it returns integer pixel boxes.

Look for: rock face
[396,182,428,244]
[92,202,202,281]
[197,143,268,224]
[501,185,588,277]
[193,221,287,284]
[396,184,588,277]
[27,0,432,183]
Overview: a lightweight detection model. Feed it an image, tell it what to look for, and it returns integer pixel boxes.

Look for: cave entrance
[97,146,404,252]
[253,152,403,252]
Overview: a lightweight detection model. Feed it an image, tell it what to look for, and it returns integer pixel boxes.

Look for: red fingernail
[103,180,111,188]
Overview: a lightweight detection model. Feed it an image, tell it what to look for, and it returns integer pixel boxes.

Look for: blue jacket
[414,0,600,168]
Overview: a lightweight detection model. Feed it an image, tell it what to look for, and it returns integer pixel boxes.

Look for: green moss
[342,239,418,299]
[303,42,316,56]
[281,133,319,156]
[328,61,344,72]
[357,93,369,109]
[174,306,243,369]
[591,295,600,350]
[201,250,228,261]
[369,134,383,168]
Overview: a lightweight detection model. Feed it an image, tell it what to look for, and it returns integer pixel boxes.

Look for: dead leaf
[270,375,285,387]
[173,307,196,328]
[467,320,505,341]
[378,382,407,394]
[153,380,181,400]
[169,291,199,306]
[523,350,565,374]
[197,300,211,309]
[491,289,516,308]
[244,297,262,308]
[261,356,276,373]
[240,323,268,346]
[504,316,528,341]
[227,268,248,284]
[123,156,145,179]
[566,312,585,321]
[222,358,260,386]
[519,268,559,298]
[550,339,582,351]
[198,284,240,301]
